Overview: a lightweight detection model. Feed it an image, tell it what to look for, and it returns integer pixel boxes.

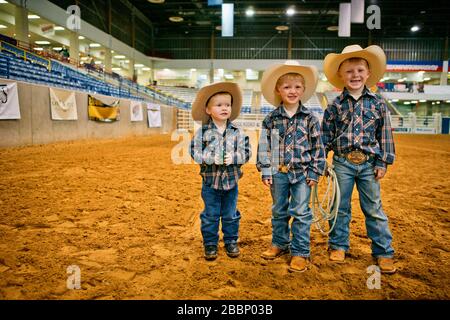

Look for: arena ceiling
[129,0,450,38]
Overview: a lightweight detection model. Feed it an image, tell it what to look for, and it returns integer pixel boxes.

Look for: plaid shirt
[190,119,251,190]
[321,87,395,169]
[256,104,326,183]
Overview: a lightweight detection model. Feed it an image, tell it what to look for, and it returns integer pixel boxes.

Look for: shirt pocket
[363,108,380,133]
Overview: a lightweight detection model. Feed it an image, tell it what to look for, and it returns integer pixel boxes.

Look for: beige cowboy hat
[261,60,319,107]
[323,44,387,89]
[191,82,242,123]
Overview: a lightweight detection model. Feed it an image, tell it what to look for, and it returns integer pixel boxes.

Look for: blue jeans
[329,155,394,258]
[200,183,241,246]
[270,173,312,257]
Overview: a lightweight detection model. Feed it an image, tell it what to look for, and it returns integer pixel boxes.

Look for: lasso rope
[311,163,340,235]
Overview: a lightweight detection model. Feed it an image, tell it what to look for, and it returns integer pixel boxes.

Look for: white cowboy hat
[323,44,387,89]
[191,82,242,124]
[260,60,319,107]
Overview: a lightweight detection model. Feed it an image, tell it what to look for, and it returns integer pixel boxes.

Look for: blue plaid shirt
[190,119,251,190]
[321,87,395,169]
[256,104,326,183]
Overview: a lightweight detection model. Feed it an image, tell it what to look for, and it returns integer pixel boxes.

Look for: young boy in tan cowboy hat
[257,61,326,273]
[190,82,251,261]
[321,45,396,274]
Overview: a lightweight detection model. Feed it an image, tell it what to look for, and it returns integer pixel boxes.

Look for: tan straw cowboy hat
[323,44,387,89]
[260,60,319,107]
[191,82,242,123]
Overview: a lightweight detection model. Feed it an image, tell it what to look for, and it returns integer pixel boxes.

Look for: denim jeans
[329,154,394,258]
[200,183,241,246]
[270,173,312,257]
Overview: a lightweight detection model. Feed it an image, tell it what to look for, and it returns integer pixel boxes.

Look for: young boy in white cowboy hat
[321,45,396,274]
[190,82,251,261]
[257,61,326,273]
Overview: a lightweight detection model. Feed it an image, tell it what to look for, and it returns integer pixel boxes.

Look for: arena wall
[0,80,176,147]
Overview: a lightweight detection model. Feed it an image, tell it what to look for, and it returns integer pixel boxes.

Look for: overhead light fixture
[78,36,85,40]
[142,67,151,71]
[327,26,339,31]
[245,8,255,17]
[148,0,165,3]
[94,61,102,65]
[169,16,183,22]
[89,43,101,47]
[215,25,222,31]
[275,25,289,31]
[0,0,8,3]
[286,8,295,16]
[112,67,121,71]
[34,47,43,51]
[418,70,425,74]
[54,26,65,31]
[35,40,50,45]
[124,60,130,63]
[114,55,125,59]
[423,77,431,81]
[52,47,62,51]
[0,24,7,29]
[419,100,426,102]
[134,64,144,67]
[28,15,40,19]
[411,25,420,32]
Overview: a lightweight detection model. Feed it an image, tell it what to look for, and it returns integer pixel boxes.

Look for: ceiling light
[94,61,102,65]
[419,100,426,102]
[89,43,101,47]
[134,64,144,67]
[54,26,65,31]
[246,8,255,17]
[275,25,289,31]
[112,67,121,71]
[418,70,425,74]
[35,40,50,45]
[286,8,295,16]
[148,0,165,3]
[124,60,130,63]
[327,26,339,31]
[169,16,183,22]
[423,77,431,81]
[397,78,404,82]
[28,15,40,19]
[0,24,7,29]
[411,25,420,32]
[52,47,62,51]
[78,36,85,40]
[34,47,43,51]
[114,55,126,59]
[215,26,222,31]
[0,0,8,3]
[142,67,151,71]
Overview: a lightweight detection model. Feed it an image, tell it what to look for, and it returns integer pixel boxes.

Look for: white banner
[0,83,21,120]
[50,88,78,120]
[147,103,161,128]
[130,101,143,122]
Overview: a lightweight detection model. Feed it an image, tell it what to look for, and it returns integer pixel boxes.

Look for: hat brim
[191,82,242,124]
[324,45,386,89]
[261,64,319,107]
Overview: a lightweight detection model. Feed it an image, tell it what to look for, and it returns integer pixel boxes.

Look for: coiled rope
[311,163,340,235]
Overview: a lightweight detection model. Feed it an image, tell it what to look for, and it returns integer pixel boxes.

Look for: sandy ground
[0,133,449,300]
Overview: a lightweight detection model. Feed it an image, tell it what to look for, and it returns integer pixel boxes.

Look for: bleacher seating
[0,51,143,101]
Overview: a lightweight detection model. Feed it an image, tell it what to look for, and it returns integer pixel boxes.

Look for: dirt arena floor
[0,133,449,300]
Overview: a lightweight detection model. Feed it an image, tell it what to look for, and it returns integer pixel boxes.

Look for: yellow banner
[88,95,120,122]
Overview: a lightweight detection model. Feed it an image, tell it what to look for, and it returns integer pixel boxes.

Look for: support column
[69,31,79,64]
[14,5,29,45]
[104,48,112,73]
[128,58,135,80]
[441,36,449,85]
[287,27,292,60]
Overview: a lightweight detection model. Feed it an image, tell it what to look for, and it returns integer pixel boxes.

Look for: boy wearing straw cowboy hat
[190,82,251,261]
[321,45,396,274]
[257,61,326,273]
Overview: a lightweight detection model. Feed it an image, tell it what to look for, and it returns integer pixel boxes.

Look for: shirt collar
[204,119,238,131]
[339,86,376,102]
[273,103,311,118]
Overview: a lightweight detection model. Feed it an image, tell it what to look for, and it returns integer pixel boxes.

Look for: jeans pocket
[333,154,346,164]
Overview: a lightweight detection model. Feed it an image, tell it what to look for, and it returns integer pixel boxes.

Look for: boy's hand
[374,168,386,180]
[214,153,223,165]
[224,153,233,166]
[262,178,272,187]
[306,179,317,187]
